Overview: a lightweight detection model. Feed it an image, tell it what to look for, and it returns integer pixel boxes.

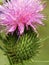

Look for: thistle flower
[0,0,45,35]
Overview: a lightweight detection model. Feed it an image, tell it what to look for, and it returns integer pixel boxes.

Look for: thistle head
[0,0,46,65]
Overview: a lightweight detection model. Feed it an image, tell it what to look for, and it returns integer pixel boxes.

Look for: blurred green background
[0,0,49,65]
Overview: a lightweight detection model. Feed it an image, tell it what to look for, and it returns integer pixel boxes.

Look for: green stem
[7,54,13,65]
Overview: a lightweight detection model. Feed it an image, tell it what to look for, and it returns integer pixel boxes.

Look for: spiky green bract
[0,28,40,65]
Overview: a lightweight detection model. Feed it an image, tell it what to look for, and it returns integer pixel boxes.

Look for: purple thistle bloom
[0,0,45,35]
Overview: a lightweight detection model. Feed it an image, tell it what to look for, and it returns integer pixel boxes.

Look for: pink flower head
[0,0,45,35]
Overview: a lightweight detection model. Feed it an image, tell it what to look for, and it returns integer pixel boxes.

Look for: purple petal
[18,23,24,35]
